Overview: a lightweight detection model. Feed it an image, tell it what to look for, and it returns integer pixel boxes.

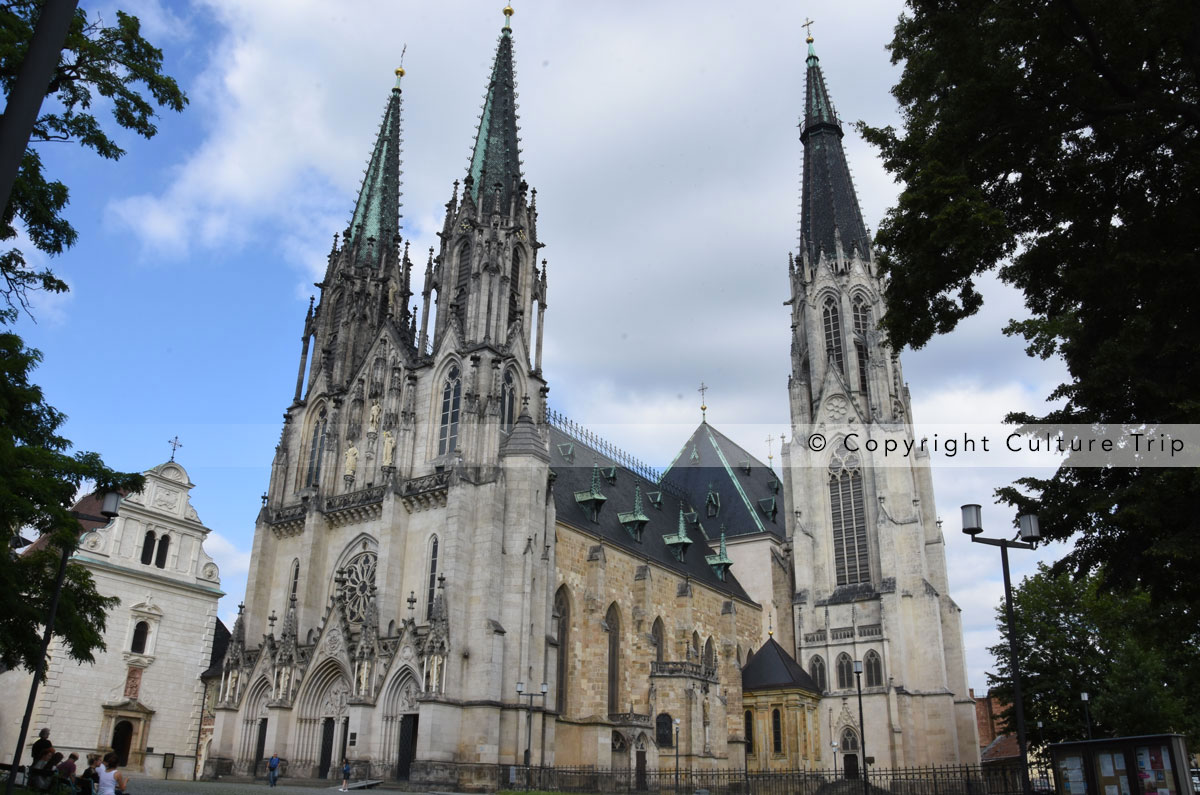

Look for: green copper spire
[349,68,405,256]
[466,8,524,212]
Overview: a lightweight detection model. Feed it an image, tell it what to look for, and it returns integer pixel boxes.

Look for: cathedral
[207,8,977,789]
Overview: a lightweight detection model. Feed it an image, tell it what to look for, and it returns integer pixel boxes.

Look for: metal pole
[855,668,867,795]
[1082,696,1092,740]
[1000,542,1033,795]
[0,0,81,216]
[6,539,71,795]
[675,726,680,794]
[525,693,533,791]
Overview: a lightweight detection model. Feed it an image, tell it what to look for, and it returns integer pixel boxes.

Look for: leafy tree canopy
[0,0,186,317]
[987,564,1198,747]
[860,2,1200,612]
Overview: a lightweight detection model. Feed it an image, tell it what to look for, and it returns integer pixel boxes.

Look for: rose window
[340,552,377,623]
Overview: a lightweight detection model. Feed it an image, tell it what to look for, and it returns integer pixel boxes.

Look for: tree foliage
[860,2,1200,614]
[0,0,186,316]
[987,564,1198,748]
[0,2,183,674]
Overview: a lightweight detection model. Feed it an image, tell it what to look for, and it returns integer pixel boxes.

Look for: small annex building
[741,637,821,771]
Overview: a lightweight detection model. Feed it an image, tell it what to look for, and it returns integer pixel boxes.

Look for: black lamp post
[854,659,867,793]
[1081,692,1092,739]
[516,681,547,790]
[6,491,122,795]
[962,504,1041,795]
[674,718,681,793]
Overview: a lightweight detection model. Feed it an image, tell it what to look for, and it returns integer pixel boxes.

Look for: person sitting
[27,748,56,792]
[77,753,100,795]
[56,752,78,793]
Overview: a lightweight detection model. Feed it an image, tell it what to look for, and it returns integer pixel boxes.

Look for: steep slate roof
[799,37,871,264]
[467,15,524,212]
[742,636,820,693]
[348,70,404,252]
[660,422,786,541]
[548,424,755,604]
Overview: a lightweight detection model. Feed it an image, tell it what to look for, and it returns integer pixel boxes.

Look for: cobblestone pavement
[110,779,402,795]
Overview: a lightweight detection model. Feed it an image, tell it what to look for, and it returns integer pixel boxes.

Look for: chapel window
[500,369,517,433]
[809,655,827,693]
[140,531,156,566]
[865,650,883,688]
[652,618,665,664]
[438,366,462,456]
[744,711,755,754]
[555,586,570,714]
[772,709,783,754]
[305,408,327,488]
[426,536,440,620]
[154,534,170,569]
[655,713,673,748]
[836,653,854,690]
[131,621,149,654]
[606,603,621,716]
[823,297,845,375]
[829,449,869,586]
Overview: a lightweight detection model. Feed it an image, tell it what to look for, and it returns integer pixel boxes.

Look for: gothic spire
[348,68,405,256]
[799,35,870,264]
[467,6,524,213]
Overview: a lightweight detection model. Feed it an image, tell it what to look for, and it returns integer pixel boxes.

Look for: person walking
[340,758,351,791]
[267,753,280,787]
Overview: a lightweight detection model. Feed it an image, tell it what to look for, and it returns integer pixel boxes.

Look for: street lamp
[674,717,681,794]
[516,681,547,790]
[1081,692,1092,739]
[831,741,838,774]
[962,504,1041,795]
[854,660,867,794]
[6,491,122,795]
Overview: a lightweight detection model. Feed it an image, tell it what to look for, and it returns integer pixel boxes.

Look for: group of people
[27,728,130,795]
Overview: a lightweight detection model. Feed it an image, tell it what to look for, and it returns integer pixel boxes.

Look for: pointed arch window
[509,249,522,322]
[836,653,854,690]
[771,708,783,754]
[605,603,621,715]
[305,408,328,488]
[290,560,300,599]
[140,530,156,565]
[426,536,440,620]
[154,534,170,569]
[555,586,570,714]
[841,727,859,753]
[131,621,150,654]
[829,448,869,586]
[864,650,883,688]
[656,713,674,748]
[703,637,716,675]
[652,618,666,664]
[438,366,462,456]
[500,369,517,433]
[454,241,472,330]
[823,297,845,375]
[856,340,871,402]
[852,295,872,334]
[745,710,755,754]
[809,655,827,693]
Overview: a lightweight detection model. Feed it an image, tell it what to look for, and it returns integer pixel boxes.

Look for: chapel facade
[206,8,976,789]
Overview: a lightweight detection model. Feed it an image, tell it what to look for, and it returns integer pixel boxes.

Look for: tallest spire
[348,68,405,255]
[799,35,870,264]
[467,5,524,213]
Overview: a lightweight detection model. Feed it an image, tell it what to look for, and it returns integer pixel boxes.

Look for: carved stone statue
[382,430,396,467]
[279,666,291,698]
[369,401,382,431]
[343,444,359,477]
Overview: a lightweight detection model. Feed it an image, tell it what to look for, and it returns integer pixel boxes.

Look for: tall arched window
[771,709,783,754]
[426,536,440,620]
[652,618,665,664]
[154,534,170,569]
[605,603,621,715]
[131,621,149,654]
[703,637,716,674]
[852,295,872,335]
[823,297,845,375]
[744,711,755,754]
[500,369,517,432]
[809,655,827,693]
[454,241,472,330]
[555,586,570,715]
[290,560,300,599]
[140,531,156,565]
[305,408,328,488]
[864,650,883,688]
[841,727,859,753]
[437,366,462,456]
[836,653,854,690]
[691,631,700,661]
[829,449,869,586]
[509,249,522,322]
[655,713,673,748]
[856,340,870,398]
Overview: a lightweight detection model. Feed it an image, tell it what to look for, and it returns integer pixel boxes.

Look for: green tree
[987,564,1196,747]
[0,1,185,673]
[0,0,186,315]
[859,3,1200,617]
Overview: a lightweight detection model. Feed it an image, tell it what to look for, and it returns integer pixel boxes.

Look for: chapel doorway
[111,721,133,766]
[318,718,335,778]
[635,749,647,791]
[844,753,859,779]
[254,718,268,777]
[396,714,419,780]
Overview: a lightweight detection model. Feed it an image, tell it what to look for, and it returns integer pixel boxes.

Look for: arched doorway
[295,660,351,779]
[112,721,133,766]
[382,670,420,780]
[841,727,860,778]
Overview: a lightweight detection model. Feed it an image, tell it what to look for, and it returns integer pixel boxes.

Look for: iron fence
[501,763,1047,795]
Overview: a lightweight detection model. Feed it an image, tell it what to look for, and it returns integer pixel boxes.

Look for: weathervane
[168,436,183,462]
[698,381,709,422]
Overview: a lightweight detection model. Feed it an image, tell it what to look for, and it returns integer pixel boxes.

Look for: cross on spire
[167,436,183,461]
[766,434,775,464]
[803,17,815,41]
[698,381,709,422]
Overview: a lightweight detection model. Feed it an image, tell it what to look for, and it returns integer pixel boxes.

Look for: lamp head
[961,504,983,536]
[540,682,548,694]
[1018,514,1041,543]
[516,681,525,694]
[1080,691,1088,702]
[100,491,122,519]
[853,660,863,674]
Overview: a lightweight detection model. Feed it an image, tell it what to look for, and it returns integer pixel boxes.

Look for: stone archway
[381,667,421,780]
[294,660,351,779]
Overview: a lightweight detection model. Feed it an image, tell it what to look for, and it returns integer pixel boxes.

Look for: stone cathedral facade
[207,11,977,789]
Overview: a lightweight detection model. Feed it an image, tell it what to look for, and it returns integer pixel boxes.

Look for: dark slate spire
[349,68,405,254]
[800,36,870,264]
[467,6,523,213]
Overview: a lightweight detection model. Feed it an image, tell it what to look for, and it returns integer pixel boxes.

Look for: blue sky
[15,0,1070,695]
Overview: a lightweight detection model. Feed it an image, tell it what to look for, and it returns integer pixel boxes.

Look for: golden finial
[395,67,405,78]
[768,612,774,637]
[503,4,514,28]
